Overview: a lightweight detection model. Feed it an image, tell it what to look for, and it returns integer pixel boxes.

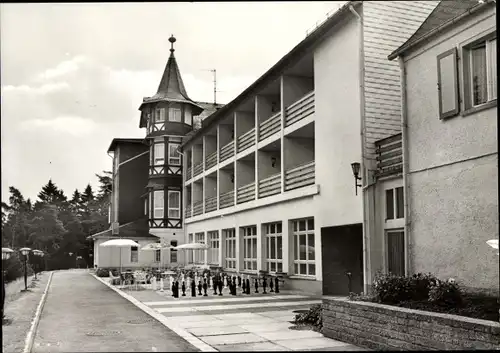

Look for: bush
[293,304,322,330]
[3,252,33,283]
[95,268,110,277]
[428,278,463,307]
[373,272,411,304]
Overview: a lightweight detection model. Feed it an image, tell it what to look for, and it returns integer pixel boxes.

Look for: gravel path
[32,269,198,352]
[3,272,49,353]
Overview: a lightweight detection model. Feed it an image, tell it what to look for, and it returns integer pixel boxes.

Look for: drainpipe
[349,3,371,294]
[398,56,411,277]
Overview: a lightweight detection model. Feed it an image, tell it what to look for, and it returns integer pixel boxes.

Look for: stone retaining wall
[322,296,500,350]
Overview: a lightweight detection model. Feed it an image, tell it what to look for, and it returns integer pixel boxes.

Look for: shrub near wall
[322,297,500,350]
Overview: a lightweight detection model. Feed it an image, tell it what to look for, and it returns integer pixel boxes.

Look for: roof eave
[388,0,493,61]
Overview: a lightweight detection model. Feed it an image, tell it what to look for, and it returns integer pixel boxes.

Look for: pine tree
[95,171,112,201]
[36,179,67,211]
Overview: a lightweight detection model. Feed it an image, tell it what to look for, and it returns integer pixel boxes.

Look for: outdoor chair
[108,271,121,285]
[133,272,148,291]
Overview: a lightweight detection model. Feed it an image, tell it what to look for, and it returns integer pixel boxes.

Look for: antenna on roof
[211,69,217,105]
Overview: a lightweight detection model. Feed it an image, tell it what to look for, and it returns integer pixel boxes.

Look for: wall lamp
[351,162,362,196]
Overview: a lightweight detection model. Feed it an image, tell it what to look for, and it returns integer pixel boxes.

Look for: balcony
[285,161,315,191]
[185,205,192,218]
[375,133,403,178]
[193,162,203,177]
[193,201,203,217]
[258,173,281,198]
[219,190,235,209]
[220,141,235,162]
[259,112,281,141]
[205,151,217,170]
[237,128,256,153]
[205,196,217,213]
[237,182,255,204]
[285,91,314,127]
[186,166,193,180]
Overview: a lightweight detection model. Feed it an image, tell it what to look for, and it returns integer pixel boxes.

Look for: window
[185,108,192,125]
[188,233,193,263]
[169,107,182,122]
[167,190,180,219]
[170,241,178,263]
[386,187,404,220]
[293,218,315,276]
[387,230,405,276]
[153,190,164,218]
[154,143,165,165]
[144,197,148,216]
[208,231,219,265]
[194,232,205,263]
[154,248,161,262]
[224,228,236,269]
[156,108,166,123]
[437,48,459,119]
[108,204,111,223]
[265,222,283,273]
[466,37,497,107]
[131,246,138,263]
[242,226,257,271]
[168,143,181,165]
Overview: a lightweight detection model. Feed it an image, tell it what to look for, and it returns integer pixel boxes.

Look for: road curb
[23,271,54,353]
[91,274,217,352]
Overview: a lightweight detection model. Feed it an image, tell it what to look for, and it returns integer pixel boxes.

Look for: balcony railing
[220,141,235,162]
[205,195,217,213]
[185,205,192,218]
[193,201,203,217]
[186,166,193,180]
[259,112,281,141]
[285,91,315,127]
[193,162,203,177]
[285,161,315,191]
[258,173,281,198]
[237,182,256,204]
[219,190,235,209]
[205,151,217,170]
[375,133,403,178]
[237,128,256,153]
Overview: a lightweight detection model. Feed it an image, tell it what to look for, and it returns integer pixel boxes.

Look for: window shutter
[437,48,459,119]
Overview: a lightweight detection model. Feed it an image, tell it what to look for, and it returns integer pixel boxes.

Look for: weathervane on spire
[169,34,176,53]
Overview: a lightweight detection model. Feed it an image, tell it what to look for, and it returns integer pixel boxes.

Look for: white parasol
[174,243,209,250]
[100,238,140,273]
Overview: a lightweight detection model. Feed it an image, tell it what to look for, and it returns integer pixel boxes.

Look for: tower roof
[139,35,203,116]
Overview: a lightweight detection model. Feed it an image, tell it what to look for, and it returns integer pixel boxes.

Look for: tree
[27,204,66,252]
[95,171,112,201]
[36,179,67,211]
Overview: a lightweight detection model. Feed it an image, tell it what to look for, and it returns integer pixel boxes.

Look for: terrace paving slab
[214,341,289,351]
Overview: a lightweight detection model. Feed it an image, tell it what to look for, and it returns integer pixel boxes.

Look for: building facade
[388,0,498,294]
[179,1,437,295]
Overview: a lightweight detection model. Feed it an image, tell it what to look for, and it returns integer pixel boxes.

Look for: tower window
[168,190,180,219]
[169,108,182,122]
[168,143,181,165]
[155,108,166,123]
[154,143,165,165]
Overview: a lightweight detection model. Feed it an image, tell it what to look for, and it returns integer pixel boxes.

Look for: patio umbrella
[174,243,209,267]
[100,239,140,274]
[141,243,172,271]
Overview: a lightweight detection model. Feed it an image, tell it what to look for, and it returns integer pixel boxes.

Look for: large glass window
[154,143,165,165]
[168,107,182,122]
[194,232,205,264]
[167,191,180,219]
[242,226,257,271]
[170,240,178,263]
[208,231,219,265]
[386,187,404,220]
[168,143,181,165]
[131,246,138,263]
[292,218,315,276]
[153,190,164,218]
[265,222,283,273]
[224,228,236,270]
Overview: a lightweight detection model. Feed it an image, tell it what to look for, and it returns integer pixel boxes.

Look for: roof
[388,0,492,60]
[138,36,204,122]
[107,138,146,153]
[181,0,360,148]
[86,218,157,240]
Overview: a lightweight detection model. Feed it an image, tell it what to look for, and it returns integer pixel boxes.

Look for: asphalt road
[32,269,199,352]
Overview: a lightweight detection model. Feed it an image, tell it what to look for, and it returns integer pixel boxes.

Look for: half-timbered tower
[138,35,204,249]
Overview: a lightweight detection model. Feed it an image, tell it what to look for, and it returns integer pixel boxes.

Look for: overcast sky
[1,1,345,203]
